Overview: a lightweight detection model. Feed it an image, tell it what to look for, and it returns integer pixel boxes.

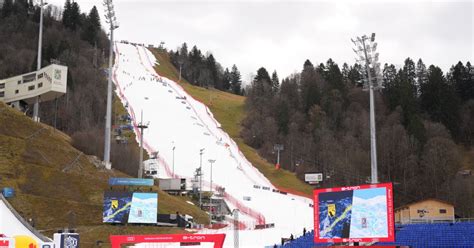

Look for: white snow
[113,42,314,247]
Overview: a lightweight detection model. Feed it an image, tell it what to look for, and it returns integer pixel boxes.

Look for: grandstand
[282,223,474,247]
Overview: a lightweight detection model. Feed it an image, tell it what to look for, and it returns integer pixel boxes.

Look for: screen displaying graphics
[128,193,158,224]
[313,183,394,243]
[103,192,132,223]
[103,192,158,224]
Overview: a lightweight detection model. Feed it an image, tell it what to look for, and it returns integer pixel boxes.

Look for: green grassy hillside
[0,102,208,246]
[150,49,314,197]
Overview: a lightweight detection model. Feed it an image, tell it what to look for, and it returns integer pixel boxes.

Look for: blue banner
[108,178,154,186]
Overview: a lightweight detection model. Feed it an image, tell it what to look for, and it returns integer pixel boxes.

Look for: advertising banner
[305,173,323,184]
[128,193,158,224]
[0,238,14,248]
[103,192,132,223]
[108,178,154,186]
[60,234,79,248]
[313,183,394,243]
[103,192,158,224]
[109,234,226,248]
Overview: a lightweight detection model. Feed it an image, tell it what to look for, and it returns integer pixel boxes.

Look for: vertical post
[273,144,283,169]
[138,110,145,178]
[54,97,58,131]
[277,149,280,165]
[361,38,378,184]
[104,24,114,170]
[233,209,239,248]
[172,145,175,176]
[33,0,45,122]
[208,159,215,192]
[199,148,204,207]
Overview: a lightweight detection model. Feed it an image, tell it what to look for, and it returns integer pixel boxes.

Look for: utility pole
[172,143,176,176]
[199,148,205,208]
[137,110,148,178]
[103,0,119,170]
[233,209,239,248]
[351,33,383,184]
[208,159,216,192]
[33,0,47,122]
[273,144,284,169]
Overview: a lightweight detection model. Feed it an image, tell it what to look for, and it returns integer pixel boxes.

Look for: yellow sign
[14,235,37,248]
[328,204,336,217]
[111,199,118,209]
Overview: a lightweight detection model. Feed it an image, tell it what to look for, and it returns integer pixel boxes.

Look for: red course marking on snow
[113,43,266,227]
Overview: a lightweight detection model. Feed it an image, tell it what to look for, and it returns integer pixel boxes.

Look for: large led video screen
[128,193,158,224]
[103,192,158,224]
[313,183,394,243]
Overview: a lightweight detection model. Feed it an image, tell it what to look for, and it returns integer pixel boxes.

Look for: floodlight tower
[208,159,216,192]
[199,148,205,207]
[351,33,383,184]
[103,0,119,170]
[33,0,48,122]
[273,144,284,169]
[137,110,148,178]
[172,142,176,176]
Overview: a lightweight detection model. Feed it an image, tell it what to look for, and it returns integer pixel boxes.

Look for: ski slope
[113,42,313,247]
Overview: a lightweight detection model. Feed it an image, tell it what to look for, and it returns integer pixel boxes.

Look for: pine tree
[206,54,218,88]
[450,61,474,102]
[420,65,461,138]
[62,0,72,28]
[300,59,321,113]
[69,1,81,30]
[403,58,417,96]
[1,0,14,18]
[63,0,81,30]
[230,64,242,95]
[271,70,279,93]
[81,6,100,45]
[324,58,345,94]
[415,59,428,97]
[347,63,362,86]
[222,68,231,91]
[188,46,202,85]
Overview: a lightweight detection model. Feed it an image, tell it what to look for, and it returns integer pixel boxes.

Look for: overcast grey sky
[50,0,473,82]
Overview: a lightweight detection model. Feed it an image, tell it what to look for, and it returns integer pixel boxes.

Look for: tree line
[0,0,140,176]
[242,58,474,216]
[169,43,243,95]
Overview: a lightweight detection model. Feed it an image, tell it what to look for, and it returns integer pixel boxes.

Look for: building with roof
[0,64,68,118]
[395,198,455,224]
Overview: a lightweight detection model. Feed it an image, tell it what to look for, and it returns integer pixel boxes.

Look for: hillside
[0,102,209,246]
[150,49,314,197]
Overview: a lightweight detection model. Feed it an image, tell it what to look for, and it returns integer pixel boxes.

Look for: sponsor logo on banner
[305,173,323,183]
[60,234,79,248]
[54,69,62,80]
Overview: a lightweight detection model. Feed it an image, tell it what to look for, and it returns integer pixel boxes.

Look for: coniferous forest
[242,59,474,216]
[169,43,244,95]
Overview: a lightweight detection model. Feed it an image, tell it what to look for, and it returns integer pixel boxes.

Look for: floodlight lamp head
[372,42,378,51]
[371,33,376,42]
